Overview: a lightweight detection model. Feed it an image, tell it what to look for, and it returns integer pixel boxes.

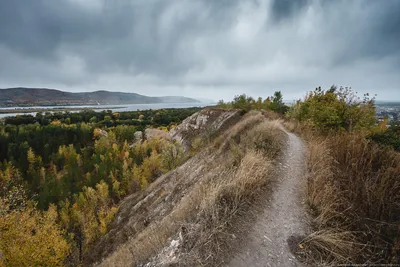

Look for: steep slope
[0,87,200,106]
[85,109,242,264]
[85,110,289,266]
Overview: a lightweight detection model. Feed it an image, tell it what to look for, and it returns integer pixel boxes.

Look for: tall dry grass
[303,132,400,264]
[177,118,286,266]
[180,150,272,265]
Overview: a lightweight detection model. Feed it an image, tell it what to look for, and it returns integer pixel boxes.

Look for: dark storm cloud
[359,1,400,60]
[0,0,399,100]
[0,0,241,75]
[269,0,309,22]
[322,0,400,66]
[0,1,97,58]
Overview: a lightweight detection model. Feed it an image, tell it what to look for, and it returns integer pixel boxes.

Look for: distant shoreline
[0,106,123,114]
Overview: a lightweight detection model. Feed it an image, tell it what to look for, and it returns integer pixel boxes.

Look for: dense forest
[0,107,200,266]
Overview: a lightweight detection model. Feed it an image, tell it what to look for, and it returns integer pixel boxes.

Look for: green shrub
[289,86,376,132]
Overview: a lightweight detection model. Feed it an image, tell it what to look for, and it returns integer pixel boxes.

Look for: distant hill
[0,87,200,107]
[196,97,217,103]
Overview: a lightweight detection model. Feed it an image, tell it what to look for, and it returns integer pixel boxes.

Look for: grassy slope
[87,110,286,267]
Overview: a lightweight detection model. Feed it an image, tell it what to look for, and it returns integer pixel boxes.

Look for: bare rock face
[141,238,181,267]
[134,131,143,142]
[144,128,171,141]
[169,108,241,150]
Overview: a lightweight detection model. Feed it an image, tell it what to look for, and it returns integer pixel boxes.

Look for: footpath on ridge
[228,129,310,267]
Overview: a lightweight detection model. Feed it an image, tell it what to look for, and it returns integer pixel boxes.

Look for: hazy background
[0,0,399,101]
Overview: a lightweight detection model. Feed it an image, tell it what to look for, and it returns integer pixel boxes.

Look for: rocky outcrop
[145,128,171,141]
[134,131,143,142]
[169,108,241,150]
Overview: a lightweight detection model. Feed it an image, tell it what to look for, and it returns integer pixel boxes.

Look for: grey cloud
[324,0,400,66]
[269,0,309,22]
[0,0,399,100]
[0,0,241,75]
[0,1,96,59]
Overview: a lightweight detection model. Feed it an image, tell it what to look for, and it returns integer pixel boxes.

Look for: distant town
[376,102,400,125]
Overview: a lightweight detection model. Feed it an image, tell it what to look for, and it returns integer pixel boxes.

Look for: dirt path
[228,130,310,267]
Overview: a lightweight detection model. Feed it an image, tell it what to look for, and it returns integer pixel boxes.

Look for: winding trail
[228,130,310,267]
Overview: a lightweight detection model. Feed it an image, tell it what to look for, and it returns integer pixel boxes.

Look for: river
[0,102,215,118]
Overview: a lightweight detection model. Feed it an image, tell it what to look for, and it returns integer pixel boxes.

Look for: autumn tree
[59,181,117,261]
[0,176,70,266]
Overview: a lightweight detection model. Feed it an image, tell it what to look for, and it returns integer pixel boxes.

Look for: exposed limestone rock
[145,128,171,141]
[170,108,241,150]
[134,131,143,142]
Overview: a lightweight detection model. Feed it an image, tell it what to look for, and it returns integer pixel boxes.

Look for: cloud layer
[0,0,399,100]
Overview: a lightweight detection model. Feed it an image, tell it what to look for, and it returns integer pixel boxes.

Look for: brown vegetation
[296,127,400,264]
[284,86,400,265]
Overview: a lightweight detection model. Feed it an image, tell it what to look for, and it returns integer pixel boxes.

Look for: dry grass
[96,155,217,266]
[216,110,265,151]
[216,111,284,160]
[179,150,272,266]
[243,119,285,158]
[94,149,228,266]
[301,131,400,265]
[97,188,201,266]
[283,119,316,140]
[175,118,285,266]
[301,229,363,264]
[93,111,286,267]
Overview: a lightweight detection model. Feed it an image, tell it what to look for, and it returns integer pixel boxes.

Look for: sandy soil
[228,130,310,267]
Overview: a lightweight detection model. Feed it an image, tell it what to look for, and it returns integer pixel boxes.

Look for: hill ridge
[0,87,200,107]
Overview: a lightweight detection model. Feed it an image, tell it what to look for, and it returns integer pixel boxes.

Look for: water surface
[0,102,214,118]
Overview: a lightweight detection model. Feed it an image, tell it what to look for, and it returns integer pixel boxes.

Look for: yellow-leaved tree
[59,180,117,260]
[0,184,70,266]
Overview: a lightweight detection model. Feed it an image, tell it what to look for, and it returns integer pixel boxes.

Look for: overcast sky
[0,0,399,101]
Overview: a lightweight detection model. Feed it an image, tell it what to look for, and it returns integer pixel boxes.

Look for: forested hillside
[0,108,200,266]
